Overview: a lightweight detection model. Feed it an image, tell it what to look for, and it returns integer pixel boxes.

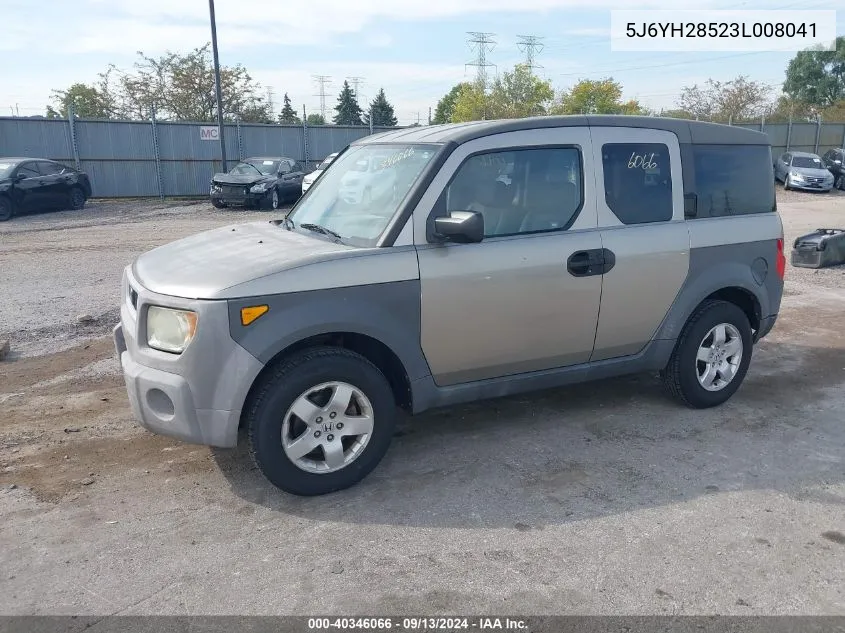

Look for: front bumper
[114,267,264,448]
[789,180,833,192]
[210,189,270,206]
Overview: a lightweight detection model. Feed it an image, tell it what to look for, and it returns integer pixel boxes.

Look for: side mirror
[14,173,27,181]
[433,211,484,244]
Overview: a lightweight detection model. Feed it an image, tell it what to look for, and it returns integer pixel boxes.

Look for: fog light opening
[146,388,175,421]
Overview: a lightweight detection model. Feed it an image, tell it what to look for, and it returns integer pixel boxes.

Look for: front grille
[223,185,248,195]
[804,177,825,184]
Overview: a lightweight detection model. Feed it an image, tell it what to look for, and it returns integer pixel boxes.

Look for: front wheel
[246,346,397,496]
[0,197,12,222]
[783,176,791,191]
[267,188,280,210]
[211,198,227,209]
[660,300,753,409]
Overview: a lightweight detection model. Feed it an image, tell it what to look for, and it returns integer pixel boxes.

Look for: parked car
[773,151,834,192]
[301,152,338,194]
[821,148,845,190]
[337,149,400,204]
[210,157,304,210]
[0,158,91,221]
[115,116,784,496]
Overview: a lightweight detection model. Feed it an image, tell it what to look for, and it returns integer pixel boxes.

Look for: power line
[312,75,332,121]
[517,35,545,73]
[466,31,497,91]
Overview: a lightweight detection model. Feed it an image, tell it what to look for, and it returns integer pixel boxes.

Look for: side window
[16,163,40,179]
[445,147,583,238]
[36,161,61,176]
[784,153,792,164]
[601,143,673,224]
[692,144,775,217]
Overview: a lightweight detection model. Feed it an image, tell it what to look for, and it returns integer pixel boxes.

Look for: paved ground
[1,190,844,616]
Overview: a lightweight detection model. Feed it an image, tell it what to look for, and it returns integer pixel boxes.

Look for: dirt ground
[1,190,844,616]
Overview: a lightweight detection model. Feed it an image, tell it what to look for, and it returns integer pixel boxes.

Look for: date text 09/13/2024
[307,617,529,631]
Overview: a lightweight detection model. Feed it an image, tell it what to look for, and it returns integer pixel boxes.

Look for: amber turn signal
[240,305,269,326]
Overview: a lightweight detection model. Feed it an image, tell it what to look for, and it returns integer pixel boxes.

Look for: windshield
[231,159,278,176]
[0,162,18,178]
[288,144,439,246]
[317,155,337,170]
[792,156,822,169]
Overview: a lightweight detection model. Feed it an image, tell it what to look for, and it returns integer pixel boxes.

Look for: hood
[791,167,832,178]
[211,173,274,186]
[132,221,356,299]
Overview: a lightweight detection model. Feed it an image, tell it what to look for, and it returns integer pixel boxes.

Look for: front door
[12,162,45,212]
[415,128,604,387]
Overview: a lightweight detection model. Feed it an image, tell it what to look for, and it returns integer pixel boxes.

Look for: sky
[2,0,843,126]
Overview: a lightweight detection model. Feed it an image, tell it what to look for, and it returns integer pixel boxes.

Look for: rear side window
[601,143,673,224]
[36,161,62,175]
[692,145,775,217]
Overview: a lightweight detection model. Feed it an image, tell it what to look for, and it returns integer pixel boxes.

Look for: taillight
[776,238,786,279]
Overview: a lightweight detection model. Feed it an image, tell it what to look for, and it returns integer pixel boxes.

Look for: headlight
[146,306,198,354]
[250,183,270,193]
[303,176,314,185]
[210,184,222,193]
[790,171,804,179]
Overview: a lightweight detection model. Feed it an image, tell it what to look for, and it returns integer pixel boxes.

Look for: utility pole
[428,107,432,125]
[312,75,331,122]
[517,35,545,74]
[346,76,365,105]
[466,32,497,91]
[208,0,227,171]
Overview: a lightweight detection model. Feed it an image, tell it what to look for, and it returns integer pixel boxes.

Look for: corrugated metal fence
[0,116,399,198]
[2,115,845,198]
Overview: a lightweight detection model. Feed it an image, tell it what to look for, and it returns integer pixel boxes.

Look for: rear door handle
[567,248,615,277]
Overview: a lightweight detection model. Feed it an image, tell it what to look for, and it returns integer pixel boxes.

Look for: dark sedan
[210,157,304,210]
[0,158,92,221]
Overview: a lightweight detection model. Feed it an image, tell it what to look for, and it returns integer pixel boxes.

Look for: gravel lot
[1,189,844,616]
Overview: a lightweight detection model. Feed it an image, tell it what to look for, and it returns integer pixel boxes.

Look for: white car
[337,152,398,204]
[301,153,338,194]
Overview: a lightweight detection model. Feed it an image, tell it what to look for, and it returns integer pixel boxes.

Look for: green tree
[784,37,845,108]
[306,113,326,125]
[114,44,270,121]
[363,88,398,127]
[451,65,555,123]
[49,80,117,119]
[333,80,364,125]
[432,82,471,123]
[677,76,770,122]
[279,92,300,124]
[552,78,645,115]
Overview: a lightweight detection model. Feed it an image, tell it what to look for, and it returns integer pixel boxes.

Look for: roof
[0,157,41,163]
[242,156,296,161]
[352,115,769,147]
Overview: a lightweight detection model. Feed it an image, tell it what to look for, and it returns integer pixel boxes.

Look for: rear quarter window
[691,144,776,217]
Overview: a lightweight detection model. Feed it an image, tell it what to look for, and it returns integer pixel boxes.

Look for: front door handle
[567,248,615,277]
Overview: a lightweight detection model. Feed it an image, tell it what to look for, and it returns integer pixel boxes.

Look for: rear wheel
[0,197,12,222]
[247,346,397,496]
[836,174,844,191]
[69,187,86,210]
[661,300,753,409]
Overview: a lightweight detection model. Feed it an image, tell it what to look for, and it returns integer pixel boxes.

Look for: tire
[246,346,397,496]
[783,176,790,191]
[69,187,86,210]
[836,174,844,191]
[0,197,12,222]
[660,300,753,409]
[211,198,227,209]
[266,188,280,210]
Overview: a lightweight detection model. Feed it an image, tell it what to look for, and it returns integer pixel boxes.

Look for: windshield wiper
[299,223,343,242]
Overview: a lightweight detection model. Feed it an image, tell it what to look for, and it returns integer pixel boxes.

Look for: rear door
[34,161,68,209]
[588,127,690,361]
[415,128,605,386]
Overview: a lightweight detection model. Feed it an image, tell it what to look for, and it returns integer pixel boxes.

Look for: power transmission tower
[466,32,497,90]
[312,75,332,121]
[346,76,366,105]
[517,35,545,73]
